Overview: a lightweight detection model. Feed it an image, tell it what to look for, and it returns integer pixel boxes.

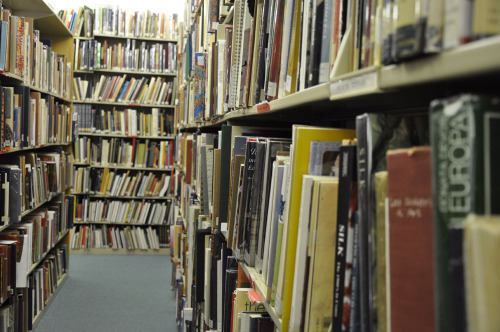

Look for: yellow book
[99,168,109,194]
[464,215,500,332]
[473,0,500,35]
[232,288,267,332]
[106,171,115,194]
[284,0,302,96]
[304,178,338,332]
[278,125,356,332]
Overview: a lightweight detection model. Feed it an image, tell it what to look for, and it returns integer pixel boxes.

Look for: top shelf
[3,0,72,40]
[93,34,177,43]
[181,35,500,130]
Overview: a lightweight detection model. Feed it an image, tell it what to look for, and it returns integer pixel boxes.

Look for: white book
[299,0,312,91]
[443,0,473,49]
[289,175,317,331]
[159,176,171,196]
[151,108,159,137]
[216,40,226,115]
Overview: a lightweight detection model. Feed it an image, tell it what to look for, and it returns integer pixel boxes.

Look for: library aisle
[35,255,177,332]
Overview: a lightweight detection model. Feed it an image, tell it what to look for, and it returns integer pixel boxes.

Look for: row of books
[74,39,177,73]
[74,75,175,105]
[175,93,500,332]
[72,167,172,198]
[178,0,500,123]
[92,7,178,40]
[0,151,73,225]
[74,137,175,169]
[70,225,164,250]
[0,198,72,288]
[0,8,72,99]
[0,87,73,150]
[26,245,68,330]
[58,6,93,38]
[72,196,173,225]
[74,106,175,137]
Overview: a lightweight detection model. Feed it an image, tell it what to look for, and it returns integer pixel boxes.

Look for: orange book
[148,178,159,196]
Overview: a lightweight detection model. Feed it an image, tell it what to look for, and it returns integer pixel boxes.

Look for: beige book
[464,215,500,332]
[304,178,338,332]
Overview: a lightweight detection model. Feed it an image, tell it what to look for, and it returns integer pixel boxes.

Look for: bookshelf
[69,17,179,255]
[171,0,500,331]
[0,0,74,330]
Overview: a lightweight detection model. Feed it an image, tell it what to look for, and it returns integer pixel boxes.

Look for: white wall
[46,0,185,18]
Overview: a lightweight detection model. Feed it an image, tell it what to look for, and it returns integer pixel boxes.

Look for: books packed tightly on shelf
[60,6,179,40]
[70,224,165,250]
[170,92,500,332]
[0,86,74,151]
[73,106,175,137]
[74,38,177,74]
[73,74,176,105]
[73,137,175,168]
[68,195,174,226]
[177,0,500,125]
[72,168,172,198]
[0,8,72,100]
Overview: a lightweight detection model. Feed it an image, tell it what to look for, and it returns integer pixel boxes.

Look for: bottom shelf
[31,273,69,331]
[71,248,171,255]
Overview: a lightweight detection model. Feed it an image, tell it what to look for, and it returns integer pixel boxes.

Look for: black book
[195,228,211,304]
[0,166,22,224]
[223,265,238,332]
[244,141,266,267]
[332,145,357,332]
[236,140,258,257]
[307,0,324,87]
[13,86,30,148]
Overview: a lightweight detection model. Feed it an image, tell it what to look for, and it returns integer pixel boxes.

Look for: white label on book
[285,75,292,92]
[220,222,228,232]
[212,22,217,30]
[197,55,205,66]
[330,71,378,96]
[267,82,277,97]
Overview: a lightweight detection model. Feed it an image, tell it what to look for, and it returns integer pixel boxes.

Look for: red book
[109,228,114,248]
[387,146,435,332]
[230,292,236,332]
[169,142,174,166]
[149,178,159,197]
[82,226,87,248]
[185,139,193,184]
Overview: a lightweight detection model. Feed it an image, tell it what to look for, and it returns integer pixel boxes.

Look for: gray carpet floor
[35,254,178,332]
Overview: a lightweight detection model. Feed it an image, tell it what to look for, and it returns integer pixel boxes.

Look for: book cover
[430,94,500,332]
[387,147,435,332]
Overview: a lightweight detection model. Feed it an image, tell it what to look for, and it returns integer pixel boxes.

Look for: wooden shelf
[27,229,70,275]
[94,69,177,77]
[3,0,71,40]
[74,69,94,74]
[93,33,177,43]
[31,273,69,331]
[0,72,70,102]
[76,132,175,140]
[73,100,175,108]
[70,193,173,200]
[27,84,70,103]
[21,192,61,218]
[71,248,170,255]
[74,221,170,226]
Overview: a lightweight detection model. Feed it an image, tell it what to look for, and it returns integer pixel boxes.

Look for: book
[387,146,435,332]
[464,215,500,332]
[430,94,500,332]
